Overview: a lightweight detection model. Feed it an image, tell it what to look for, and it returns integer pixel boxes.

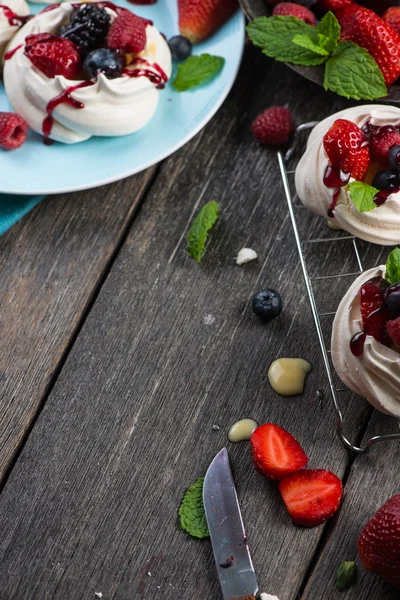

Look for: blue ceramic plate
[0,1,245,194]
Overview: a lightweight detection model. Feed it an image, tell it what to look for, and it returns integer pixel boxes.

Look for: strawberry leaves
[247,12,387,101]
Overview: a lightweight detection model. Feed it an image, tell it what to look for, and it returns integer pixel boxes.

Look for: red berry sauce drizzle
[0,5,30,26]
[42,81,94,143]
[323,167,350,218]
[4,43,22,60]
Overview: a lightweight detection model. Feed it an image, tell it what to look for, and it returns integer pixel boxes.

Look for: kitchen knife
[203,447,259,600]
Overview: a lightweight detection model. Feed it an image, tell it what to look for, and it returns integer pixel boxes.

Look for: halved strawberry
[178,0,238,43]
[278,469,343,527]
[323,119,369,179]
[369,125,400,166]
[387,316,400,348]
[345,146,370,181]
[24,34,81,79]
[250,423,308,481]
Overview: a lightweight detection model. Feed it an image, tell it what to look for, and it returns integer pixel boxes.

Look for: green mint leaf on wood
[324,41,386,100]
[178,478,209,539]
[292,34,329,56]
[246,17,326,66]
[347,181,379,213]
[316,11,340,54]
[336,561,357,592]
[172,54,225,91]
[386,248,400,285]
[187,201,220,262]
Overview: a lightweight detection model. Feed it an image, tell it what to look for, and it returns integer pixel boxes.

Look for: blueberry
[83,48,122,79]
[252,289,282,322]
[372,169,400,190]
[389,144,400,169]
[168,35,192,61]
[384,283,400,317]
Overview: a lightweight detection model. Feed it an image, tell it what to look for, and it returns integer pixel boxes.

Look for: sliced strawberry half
[323,118,369,179]
[178,0,238,43]
[278,469,343,527]
[250,423,308,481]
[24,34,81,79]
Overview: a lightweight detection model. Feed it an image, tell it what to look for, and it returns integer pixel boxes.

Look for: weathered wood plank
[0,167,156,480]
[302,411,400,600]
[0,48,393,600]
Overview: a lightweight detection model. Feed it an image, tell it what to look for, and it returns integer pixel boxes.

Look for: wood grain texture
[302,412,400,600]
[0,48,397,600]
[0,168,155,480]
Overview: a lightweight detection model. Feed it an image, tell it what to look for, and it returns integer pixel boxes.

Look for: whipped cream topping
[295,105,400,245]
[3,2,172,143]
[0,0,29,61]
[332,265,400,418]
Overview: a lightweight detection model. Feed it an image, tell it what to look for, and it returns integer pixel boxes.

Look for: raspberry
[360,278,386,324]
[57,4,111,57]
[0,112,28,150]
[387,316,400,348]
[369,125,400,165]
[383,7,400,37]
[251,106,293,146]
[273,3,316,25]
[107,11,146,54]
[24,34,81,79]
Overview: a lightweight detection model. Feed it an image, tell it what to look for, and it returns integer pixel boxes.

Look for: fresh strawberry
[24,34,81,79]
[107,11,146,54]
[316,0,353,14]
[251,106,293,146]
[273,3,316,25]
[369,125,400,165]
[383,7,400,37]
[0,112,28,150]
[250,424,308,481]
[337,5,400,85]
[360,279,385,324]
[358,494,400,590]
[323,119,369,180]
[387,316,400,347]
[278,469,342,527]
[178,0,238,43]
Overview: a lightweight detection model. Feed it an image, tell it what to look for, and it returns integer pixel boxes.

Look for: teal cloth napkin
[0,194,45,236]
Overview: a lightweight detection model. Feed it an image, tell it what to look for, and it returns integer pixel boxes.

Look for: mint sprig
[336,561,357,592]
[386,248,400,285]
[178,478,210,539]
[187,201,220,262]
[347,181,379,213]
[247,12,387,101]
[172,54,225,92]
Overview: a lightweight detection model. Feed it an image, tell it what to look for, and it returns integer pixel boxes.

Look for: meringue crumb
[147,572,151,577]
[260,594,280,600]
[235,248,258,265]
[94,594,102,599]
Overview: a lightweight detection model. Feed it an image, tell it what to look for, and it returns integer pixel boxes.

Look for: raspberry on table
[273,2,317,25]
[0,112,28,150]
[58,4,111,57]
[107,11,147,54]
[251,106,294,146]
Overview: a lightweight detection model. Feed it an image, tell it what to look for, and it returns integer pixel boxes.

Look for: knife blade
[203,447,259,600]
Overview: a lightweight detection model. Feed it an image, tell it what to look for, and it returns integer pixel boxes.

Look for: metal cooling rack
[278,122,400,454]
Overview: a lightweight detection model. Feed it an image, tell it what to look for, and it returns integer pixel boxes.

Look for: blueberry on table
[252,289,282,322]
[389,144,400,169]
[83,48,122,79]
[168,35,192,61]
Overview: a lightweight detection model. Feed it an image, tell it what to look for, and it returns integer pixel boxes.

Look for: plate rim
[3,10,246,196]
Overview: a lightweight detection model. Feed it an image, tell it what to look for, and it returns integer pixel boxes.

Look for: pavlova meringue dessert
[332,248,400,418]
[3,2,172,143]
[0,0,29,61]
[295,105,400,245]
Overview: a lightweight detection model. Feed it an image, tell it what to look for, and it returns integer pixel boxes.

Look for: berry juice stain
[0,5,30,26]
[123,58,168,88]
[350,331,366,357]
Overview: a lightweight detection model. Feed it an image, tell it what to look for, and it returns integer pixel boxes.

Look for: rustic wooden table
[0,45,399,600]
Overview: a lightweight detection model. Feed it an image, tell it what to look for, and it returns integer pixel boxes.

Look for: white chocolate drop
[235,248,258,265]
[228,418,258,443]
[268,358,312,396]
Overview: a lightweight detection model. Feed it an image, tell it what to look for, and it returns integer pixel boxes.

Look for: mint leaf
[336,561,357,592]
[172,54,225,92]
[347,181,379,212]
[317,12,340,53]
[324,41,386,100]
[178,478,209,539]
[187,201,220,262]
[292,34,329,56]
[247,16,326,66]
[386,248,400,285]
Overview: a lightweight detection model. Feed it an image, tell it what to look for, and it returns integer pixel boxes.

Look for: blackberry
[57,5,111,57]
